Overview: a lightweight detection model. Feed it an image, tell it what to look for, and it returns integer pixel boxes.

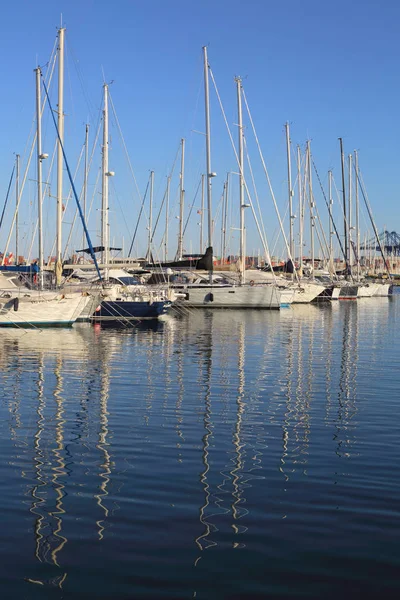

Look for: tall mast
[339,137,348,276]
[164,175,170,262]
[307,140,314,278]
[200,173,205,253]
[56,26,65,285]
[285,122,294,259]
[101,83,110,278]
[15,154,20,265]
[236,76,245,285]
[221,173,229,264]
[368,229,371,269]
[348,153,353,268]
[328,170,334,266]
[83,123,89,252]
[35,68,44,286]
[177,138,185,260]
[147,170,154,261]
[297,145,303,274]
[219,181,226,262]
[203,46,213,251]
[354,150,360,281]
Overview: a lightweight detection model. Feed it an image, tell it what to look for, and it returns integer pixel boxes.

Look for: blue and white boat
[85,270,172,322]
[79,84,172,324]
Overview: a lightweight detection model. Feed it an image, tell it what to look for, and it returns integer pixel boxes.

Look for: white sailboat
[0,31,95,328]
[0,286,90,327]
[283,125,327,303]
[176,48,281,310]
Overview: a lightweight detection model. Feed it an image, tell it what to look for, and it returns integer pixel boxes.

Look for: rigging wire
[61,143,87,260]
[27,139,57,262]
[128,178,150,257]
[108,90,144,210]
[0,165,15,234]
[243,136,269,259]
[151,185,168,246]
[312,159,348,275]
[305,160,330,262]
[60,114,102,259]
[151,141,181,249]
[66,38,97,125]
[241,88,293,266]
[356,168,392,278]
[241,87,299,282]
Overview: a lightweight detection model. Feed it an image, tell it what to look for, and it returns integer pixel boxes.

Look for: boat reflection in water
[1,327,113,588]
[0,295,397,598]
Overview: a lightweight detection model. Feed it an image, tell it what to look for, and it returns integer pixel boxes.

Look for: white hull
[330,282,393,299]
[280,288,295,306]
[357,283,379,298]
[76,293,103,321]
[291,282,326,304]
[212,271,324,305]
[332,282,392,298]
[0,291,92,327]
[228,272,325,304]
[373,283,392,297]
[175,284,281,309]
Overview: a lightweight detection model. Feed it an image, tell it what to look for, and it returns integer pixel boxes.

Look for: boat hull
[331,285,359,300]
[291,282,326,304]
[280,288,295,307]
[373,283,393,297]
[91,300,171,321]
[76,293,103,322]
[357,283,379,298]
[175,284,281,309]
[0,293,90,327]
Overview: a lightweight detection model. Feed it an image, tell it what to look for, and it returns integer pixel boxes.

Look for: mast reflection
[24,333,73,587]
[335,303,359,458]
[93,326,112,541]
[50,356,68,566]
[231,320,248,545]
[281,307,315,481]
[31,355,46,563]
[195,311,215,555]
[6,329,91,587]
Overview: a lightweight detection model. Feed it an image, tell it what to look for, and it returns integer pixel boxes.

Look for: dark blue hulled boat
[91,298,171,322]
[71,269,173,323]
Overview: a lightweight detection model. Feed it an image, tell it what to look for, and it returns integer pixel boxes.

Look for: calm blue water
[1,295,400,599]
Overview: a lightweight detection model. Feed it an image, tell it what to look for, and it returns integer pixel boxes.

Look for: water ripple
[1,301,400,598]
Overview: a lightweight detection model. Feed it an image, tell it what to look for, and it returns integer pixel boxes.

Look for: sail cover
[76,246,122,254]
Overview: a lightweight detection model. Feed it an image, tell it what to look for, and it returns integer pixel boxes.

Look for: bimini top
[90,269,140,287]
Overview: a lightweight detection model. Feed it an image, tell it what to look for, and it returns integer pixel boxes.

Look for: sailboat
[352,152,393,298]
[89,83,172,322]
[328,139,360,300]
[0,30,95,328]
[175,48,281,310]
[328,141,393,299]
[280,126,327,303]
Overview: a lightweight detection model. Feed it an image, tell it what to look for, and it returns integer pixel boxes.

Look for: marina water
[1,294,400,598]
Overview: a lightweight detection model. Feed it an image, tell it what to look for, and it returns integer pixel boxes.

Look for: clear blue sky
[0,0,399,261]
